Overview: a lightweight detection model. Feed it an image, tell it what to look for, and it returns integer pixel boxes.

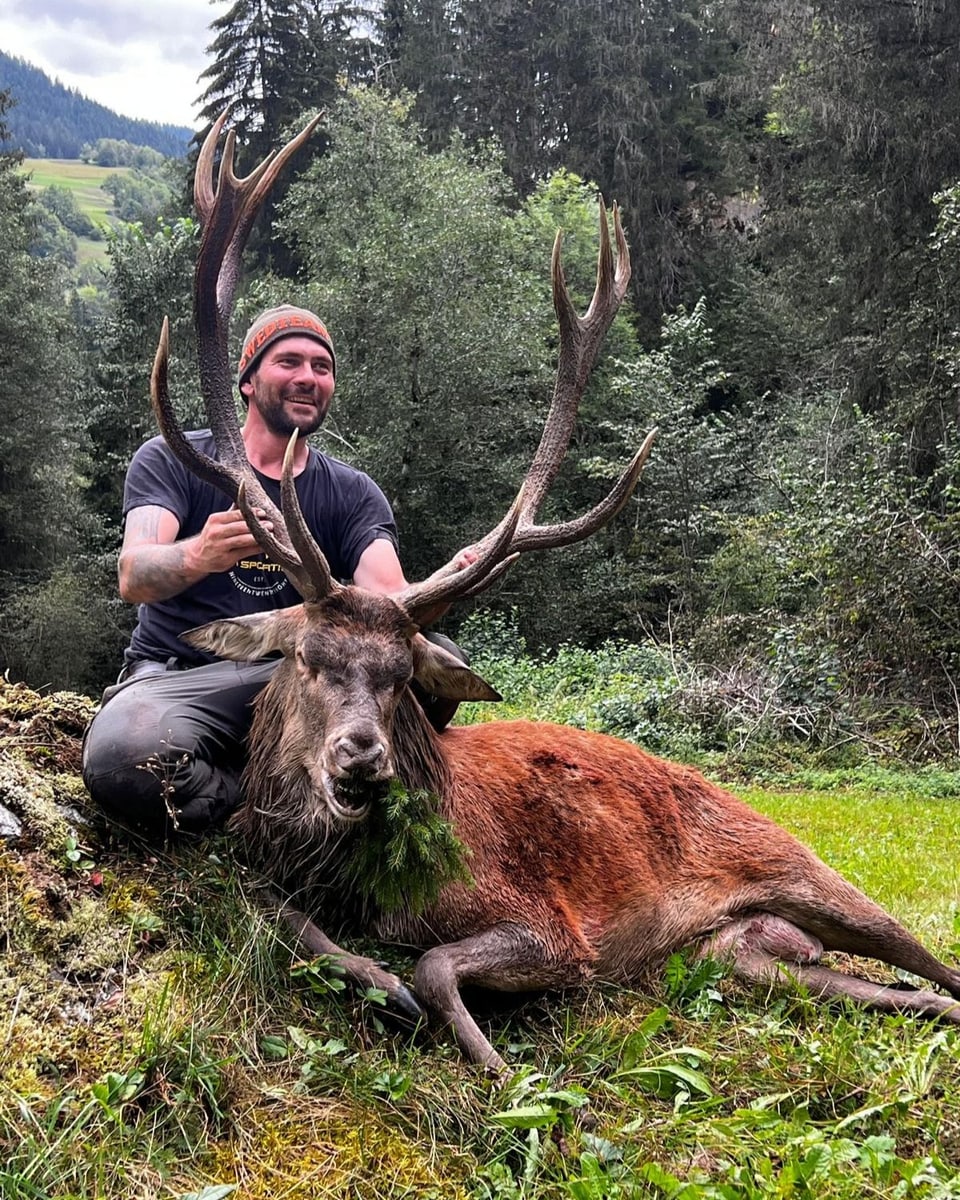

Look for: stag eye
[366,662,410,695]
[387,661,414,686]
[295,649,323,679]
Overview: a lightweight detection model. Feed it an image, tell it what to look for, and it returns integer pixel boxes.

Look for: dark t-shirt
[123,431,399,667]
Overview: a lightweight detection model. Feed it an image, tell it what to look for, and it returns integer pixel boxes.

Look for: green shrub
[0,554,133,696]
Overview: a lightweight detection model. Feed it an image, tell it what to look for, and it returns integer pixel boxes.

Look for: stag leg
[413,923,589,1073]
[704,913,960,1023]
[758,866,960,1000]
[271,892,424,1025]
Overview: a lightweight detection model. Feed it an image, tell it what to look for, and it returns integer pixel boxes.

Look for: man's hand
[192,506,273,574]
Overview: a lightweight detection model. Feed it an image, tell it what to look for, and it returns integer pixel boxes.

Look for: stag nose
[333,731,387,775]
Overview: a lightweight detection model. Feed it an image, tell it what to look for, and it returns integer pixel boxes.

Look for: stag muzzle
[313,721,394,825]
[332,729,388,775]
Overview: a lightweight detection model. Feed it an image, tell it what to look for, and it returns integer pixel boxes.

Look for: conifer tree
[381,0,729,331]
[194,0,375,265]
[196,0,374,167]
[0,90,80,574]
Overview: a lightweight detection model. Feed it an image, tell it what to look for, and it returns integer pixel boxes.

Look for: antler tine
[399,433,653,623]
[151,113,330,601]
[451,555,520,600]
[203,114,321,314]
[519,199,631,520]
[151,316,241,500]
[425,436,652,615]
[280,432,339,600]
[472,199,631,550]
[582,199,629,325]
[194,107,231,220]
[398,199,652,628]
[192,112,323,477]
[233,480,306,587]
[508,428,657,554]
[228,437,341,605]
[233,479,325,603]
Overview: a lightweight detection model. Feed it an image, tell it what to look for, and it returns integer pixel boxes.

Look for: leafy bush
[37,183,100,238]
[0,555,133,696]
[101,170,175,224]
[697,403,960,757]
[458,610,702,757]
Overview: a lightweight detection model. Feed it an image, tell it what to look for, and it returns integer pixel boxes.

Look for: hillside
[21,158,137,269]
[0,51,192,159]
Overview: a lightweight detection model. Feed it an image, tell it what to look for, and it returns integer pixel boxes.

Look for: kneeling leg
[413,923,588,1073]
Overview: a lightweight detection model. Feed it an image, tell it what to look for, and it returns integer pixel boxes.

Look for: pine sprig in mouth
[340,778,474,916]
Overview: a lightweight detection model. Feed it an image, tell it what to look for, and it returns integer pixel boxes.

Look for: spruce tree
[194,0,375,265]
[381,0,730,332]
[0,90,81,575]
[196,0,374,166]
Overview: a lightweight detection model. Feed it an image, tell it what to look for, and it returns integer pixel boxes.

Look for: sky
[0,0,217,129]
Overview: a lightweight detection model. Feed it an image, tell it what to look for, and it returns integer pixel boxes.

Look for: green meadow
[20,158,133,265]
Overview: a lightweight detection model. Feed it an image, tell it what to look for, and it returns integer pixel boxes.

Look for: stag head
[180,441,499,824]
[152,114,654,822]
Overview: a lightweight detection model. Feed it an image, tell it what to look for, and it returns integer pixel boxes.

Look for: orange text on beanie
[237,305,336,387]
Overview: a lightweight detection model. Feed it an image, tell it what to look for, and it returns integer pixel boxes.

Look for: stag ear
[181,608,302,661]
[411,635,502,702]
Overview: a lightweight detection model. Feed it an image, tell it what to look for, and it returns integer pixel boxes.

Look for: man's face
[242,335,335,438]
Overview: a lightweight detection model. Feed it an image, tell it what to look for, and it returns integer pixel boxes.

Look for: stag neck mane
[390,689,454,798]
[237,656,453,926]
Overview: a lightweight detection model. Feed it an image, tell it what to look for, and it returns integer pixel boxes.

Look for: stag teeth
[319,771,379,824]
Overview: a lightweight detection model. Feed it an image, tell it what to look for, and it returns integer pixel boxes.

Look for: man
[83,305,467,838]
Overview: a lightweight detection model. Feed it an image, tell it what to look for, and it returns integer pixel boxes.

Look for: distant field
[20,157,133,265]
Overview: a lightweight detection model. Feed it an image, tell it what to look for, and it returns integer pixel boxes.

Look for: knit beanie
[237,305,336,387]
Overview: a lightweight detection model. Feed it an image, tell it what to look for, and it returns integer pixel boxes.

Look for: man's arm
[352,538,408,595]
[352,538,479,601]
[118,504,272,605]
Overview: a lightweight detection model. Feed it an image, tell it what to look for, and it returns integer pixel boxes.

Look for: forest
[0,51,192,159]
[2,0,960,762]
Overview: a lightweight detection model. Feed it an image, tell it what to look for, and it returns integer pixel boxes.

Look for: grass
[743,788,960,934]
[1,675,959,1198]
[20,158,132,266]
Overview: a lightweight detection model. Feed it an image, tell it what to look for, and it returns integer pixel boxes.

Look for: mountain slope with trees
[0,51,192,158]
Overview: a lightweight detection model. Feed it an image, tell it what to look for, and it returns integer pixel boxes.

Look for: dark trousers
[81,637,465,840]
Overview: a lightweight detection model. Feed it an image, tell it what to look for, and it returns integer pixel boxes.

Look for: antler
[395,202,656,626]
[152,115,653,623]
[150,110,329,601]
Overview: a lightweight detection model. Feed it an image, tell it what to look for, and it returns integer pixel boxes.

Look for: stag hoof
[385,981,426,1026]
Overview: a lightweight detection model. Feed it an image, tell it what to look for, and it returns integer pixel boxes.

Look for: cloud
[6,0,211,48]
[0,0,212,126]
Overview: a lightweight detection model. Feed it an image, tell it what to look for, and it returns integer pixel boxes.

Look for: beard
[251,385,328,438]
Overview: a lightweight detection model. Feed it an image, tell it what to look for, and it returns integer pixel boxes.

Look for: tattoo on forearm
[123,507,204,602]
[125,542,198,602]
